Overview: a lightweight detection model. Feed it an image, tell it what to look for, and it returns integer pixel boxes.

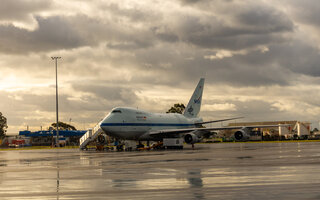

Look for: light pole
[51,56,61,147]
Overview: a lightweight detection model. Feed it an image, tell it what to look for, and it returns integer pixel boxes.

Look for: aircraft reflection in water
[187,169,205,199]
[100,78,283,146]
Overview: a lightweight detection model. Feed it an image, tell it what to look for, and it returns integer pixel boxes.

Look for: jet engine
[234,128,250,141]
[184,132,201,144]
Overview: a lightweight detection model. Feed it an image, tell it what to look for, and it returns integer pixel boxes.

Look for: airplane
[99,78,284,147]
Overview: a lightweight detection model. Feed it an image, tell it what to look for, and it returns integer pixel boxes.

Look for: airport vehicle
[91,78,283,147]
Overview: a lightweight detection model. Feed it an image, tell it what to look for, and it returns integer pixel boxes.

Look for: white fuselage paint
[100,107,202,140]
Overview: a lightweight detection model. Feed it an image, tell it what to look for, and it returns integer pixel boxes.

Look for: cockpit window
[112,110,122,113]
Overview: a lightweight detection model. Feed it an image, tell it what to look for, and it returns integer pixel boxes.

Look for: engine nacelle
[184,132,201,144]
[234,128,250,141]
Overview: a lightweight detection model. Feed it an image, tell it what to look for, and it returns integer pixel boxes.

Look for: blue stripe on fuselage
[101,123,194,127]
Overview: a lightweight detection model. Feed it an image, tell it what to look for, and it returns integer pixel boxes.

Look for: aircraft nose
[101,115,113,132]
[102,114,113,124]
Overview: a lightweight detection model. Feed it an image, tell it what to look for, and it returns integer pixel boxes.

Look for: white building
[227,121,311,139]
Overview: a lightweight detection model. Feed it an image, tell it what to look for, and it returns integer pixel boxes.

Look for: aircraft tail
[183,78,205,118]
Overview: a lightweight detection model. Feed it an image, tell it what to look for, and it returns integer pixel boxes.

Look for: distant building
[224,121,311,140]
[19,130,86,146]
[1,135,32,147]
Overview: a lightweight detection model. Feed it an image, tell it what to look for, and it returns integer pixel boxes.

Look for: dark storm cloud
[235,4,293,33]
[169,6,293,50]
[179,0,204,5]
[0,16,87,54]
[101,3,157,23]
[131,42,292,87]
[286,0,320,27]
[0,12,156,54]
[0,0,294,55]
[106,40,152,50]
[0,0,50,21]
[72,84,139,105]
[150,26,179,43]
[65,0,317,88]
[265,41,320,77]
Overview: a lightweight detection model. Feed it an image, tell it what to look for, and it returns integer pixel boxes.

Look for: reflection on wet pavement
[1,142,320,199]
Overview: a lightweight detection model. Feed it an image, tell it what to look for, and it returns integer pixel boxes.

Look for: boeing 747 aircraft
[99,78,282,145]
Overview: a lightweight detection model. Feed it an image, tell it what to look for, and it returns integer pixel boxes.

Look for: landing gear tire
[116,144,124,151]
[98,135,106,144]
[137,144,144,149]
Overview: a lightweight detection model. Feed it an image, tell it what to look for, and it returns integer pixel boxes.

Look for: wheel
[98,135,106,144]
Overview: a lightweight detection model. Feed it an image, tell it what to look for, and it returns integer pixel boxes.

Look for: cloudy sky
[1,0,320,134]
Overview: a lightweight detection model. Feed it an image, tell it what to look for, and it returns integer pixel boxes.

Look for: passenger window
[112,110,122,113]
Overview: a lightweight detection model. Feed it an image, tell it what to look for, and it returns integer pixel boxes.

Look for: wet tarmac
[1,142,320,200]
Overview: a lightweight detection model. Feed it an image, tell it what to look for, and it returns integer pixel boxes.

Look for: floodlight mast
[51,56,61,147]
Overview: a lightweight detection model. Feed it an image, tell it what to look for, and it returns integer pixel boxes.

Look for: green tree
[166,103,186,114]
[312,128,319,134]
[51,121,77,130]
[0,112,8,138]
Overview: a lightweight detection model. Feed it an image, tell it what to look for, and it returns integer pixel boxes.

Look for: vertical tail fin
[183,78,205,118]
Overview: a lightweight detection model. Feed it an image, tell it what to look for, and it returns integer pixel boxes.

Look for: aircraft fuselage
[100,107,202,140]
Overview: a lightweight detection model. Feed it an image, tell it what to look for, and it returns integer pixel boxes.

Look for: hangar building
[225,121,311,140]
[18,130,86,146]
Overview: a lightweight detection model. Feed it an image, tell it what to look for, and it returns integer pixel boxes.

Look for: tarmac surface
[1,142,320,200]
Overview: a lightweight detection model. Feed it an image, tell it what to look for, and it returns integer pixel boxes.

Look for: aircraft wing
[148,124,286,137]
[195,117,243,125]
